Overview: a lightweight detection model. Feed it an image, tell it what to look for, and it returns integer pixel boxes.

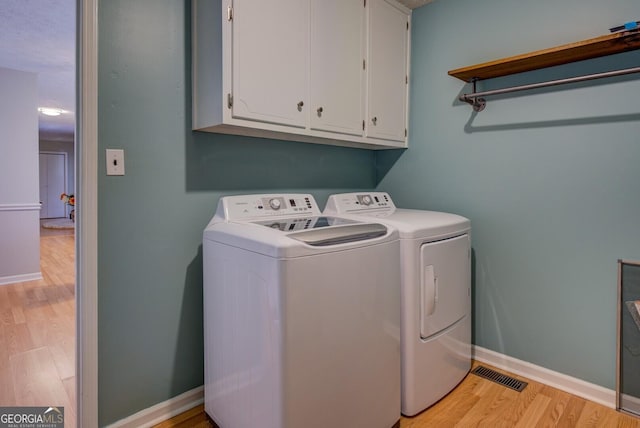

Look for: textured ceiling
[0,0,75,142]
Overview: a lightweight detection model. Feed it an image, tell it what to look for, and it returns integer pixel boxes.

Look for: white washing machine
[325,192,471,416]
[203,194,401,428]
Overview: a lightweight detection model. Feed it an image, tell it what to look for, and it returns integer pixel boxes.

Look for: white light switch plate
[106,149,125,176]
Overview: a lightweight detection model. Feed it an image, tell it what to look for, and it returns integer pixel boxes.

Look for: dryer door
[420,234,470,339]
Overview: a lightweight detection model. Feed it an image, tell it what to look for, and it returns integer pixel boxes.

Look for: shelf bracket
[461,79,486,112]
[459,65,640,112]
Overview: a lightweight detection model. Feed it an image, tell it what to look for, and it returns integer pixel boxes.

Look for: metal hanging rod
[460,65,640,112]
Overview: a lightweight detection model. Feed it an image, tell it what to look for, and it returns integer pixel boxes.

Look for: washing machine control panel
[324,192,396,214]
[218,194,322,221]
[360,195,373,206]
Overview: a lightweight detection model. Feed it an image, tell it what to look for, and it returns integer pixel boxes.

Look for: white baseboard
[473,345,616,409]
[105,386,204,428]
[0,272,42,286]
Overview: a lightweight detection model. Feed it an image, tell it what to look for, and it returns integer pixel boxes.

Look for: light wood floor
[0,226,75,428]
[156,361,640,428]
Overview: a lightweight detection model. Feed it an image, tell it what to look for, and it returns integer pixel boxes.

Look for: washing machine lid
[204,194,396,258]
[204,218,393,257]
[287,221,388,247]
[252,215,356,232]
[253,216,387,246]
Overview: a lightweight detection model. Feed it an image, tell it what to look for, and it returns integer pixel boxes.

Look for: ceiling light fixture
[38,107,65,116]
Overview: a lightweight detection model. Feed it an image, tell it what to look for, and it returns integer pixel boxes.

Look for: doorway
[0,1,79,427]
[39,152,68,219]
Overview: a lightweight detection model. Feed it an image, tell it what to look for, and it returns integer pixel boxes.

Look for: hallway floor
[0,224,75,427]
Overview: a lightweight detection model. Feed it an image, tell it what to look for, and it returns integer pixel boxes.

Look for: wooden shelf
[448,30,640,82]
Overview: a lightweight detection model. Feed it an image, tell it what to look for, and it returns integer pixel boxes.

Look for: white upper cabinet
[192,0,411,150]
[309,0,365,136]
[231,0,308,127]
[367,0,410,142]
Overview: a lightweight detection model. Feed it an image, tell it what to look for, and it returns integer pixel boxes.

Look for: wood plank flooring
[0,227,75,428]
[156,362,640,427]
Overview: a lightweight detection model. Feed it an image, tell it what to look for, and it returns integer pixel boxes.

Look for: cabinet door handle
[317,106,323,115]
[297,101,304,111]
[371,116,377,125]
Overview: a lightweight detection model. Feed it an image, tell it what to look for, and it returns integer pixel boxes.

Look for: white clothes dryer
[203,194,401,428]
[325,192,471,416]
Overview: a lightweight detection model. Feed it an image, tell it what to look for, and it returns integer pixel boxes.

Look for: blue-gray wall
[378,0,640,390]
[97,1,376,424]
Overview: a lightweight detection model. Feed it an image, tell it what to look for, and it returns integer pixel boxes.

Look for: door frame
[77,0,98,425]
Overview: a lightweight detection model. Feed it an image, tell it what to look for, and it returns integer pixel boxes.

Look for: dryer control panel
[215,193,322,221]
[324,192,397,214]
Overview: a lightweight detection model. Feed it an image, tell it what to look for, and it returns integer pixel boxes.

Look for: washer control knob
[269,198,282,210]
[361,195,372,206]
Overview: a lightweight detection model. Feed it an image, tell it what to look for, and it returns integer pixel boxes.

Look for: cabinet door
[367,0,408,142]
[309,0,364,135]
[231,0,308,127]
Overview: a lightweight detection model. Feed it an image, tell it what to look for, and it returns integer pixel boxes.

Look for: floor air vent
[471,366,528,392]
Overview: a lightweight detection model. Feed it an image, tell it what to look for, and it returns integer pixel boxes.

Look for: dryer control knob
[269,198,282,210]
[362,195,372,206]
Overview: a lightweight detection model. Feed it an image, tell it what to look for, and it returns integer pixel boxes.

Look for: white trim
[105,386,204,428]
[0,203,41,211]
[77,0,99,426]
[0,272,43,286]
[473,345,616,409]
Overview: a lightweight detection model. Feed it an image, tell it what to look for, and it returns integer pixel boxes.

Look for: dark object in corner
[609,21,640,33]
